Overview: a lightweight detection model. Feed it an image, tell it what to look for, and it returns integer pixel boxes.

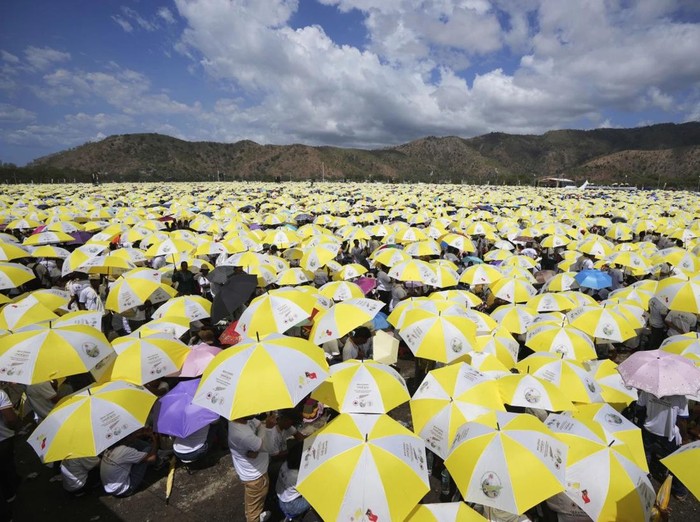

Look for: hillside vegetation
[3,122,699,187]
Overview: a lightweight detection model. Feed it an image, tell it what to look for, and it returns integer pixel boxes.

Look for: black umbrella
[211,274,257,323]
[207,265,238,285]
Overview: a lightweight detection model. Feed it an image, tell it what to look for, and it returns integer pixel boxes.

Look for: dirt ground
[8,358,699,521]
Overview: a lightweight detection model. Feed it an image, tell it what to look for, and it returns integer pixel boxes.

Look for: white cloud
[157,7,176,24]
[24,46,71,71]
[0,103,36,123]
[1,50,20,64]
[112,15,133,32]
[121,6,158,31]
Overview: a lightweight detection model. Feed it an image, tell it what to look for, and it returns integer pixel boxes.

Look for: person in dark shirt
[172,262,198,296]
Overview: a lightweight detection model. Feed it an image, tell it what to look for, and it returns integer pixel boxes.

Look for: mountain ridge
[6,122,700,187]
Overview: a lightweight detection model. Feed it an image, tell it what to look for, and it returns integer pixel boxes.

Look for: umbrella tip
[608,439,615,447]
[496,422,501,431]
[256,332,260,342]
[365,433,368,443]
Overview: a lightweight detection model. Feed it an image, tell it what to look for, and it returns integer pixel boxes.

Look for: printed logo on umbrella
[481,471,503,498]
[524,387,542,404]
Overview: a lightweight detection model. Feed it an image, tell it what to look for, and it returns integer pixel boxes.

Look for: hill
[9,121,700,187]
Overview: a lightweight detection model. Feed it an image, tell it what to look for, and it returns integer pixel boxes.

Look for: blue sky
[1,0,699,166]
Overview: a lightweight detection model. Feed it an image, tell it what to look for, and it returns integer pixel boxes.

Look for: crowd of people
[0,182,699,521]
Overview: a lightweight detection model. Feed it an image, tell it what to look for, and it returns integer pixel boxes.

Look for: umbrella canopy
[445,411,567,515]
[296,413,430,522]
[497,373,575,412]
[616,349,700,397]
[193,333,329,419]
[661,441,700,501]
[180,343,222,377]
[398,308,478,363]
[153,378,220,438]
[111,333,190,385]
[489,276,537,304]
[28,380,156,462]
[515,353,603,404]
[210,273,257,323]
[525,323,597,361]
[235,289,317,337]
[105,274,176,313]
[544,413,654,522]
[0,295,58,331]
[0,261,35,289]
[566,305,636,343]
[585,359,638,405]
[410,363,505,459]
[574,269,612,290]
[319,280,365,301]
[405,502,486,522]
[152,295,212,321]
[654,276,700,313]
[490,304,535,335]
[311,359,409,414]
[0,324,112,384]
[309,298,384,345]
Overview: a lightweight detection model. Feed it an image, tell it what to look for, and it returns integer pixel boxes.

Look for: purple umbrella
[153,379,220,438]
[617,349,700,397]
[355,276,377,295]
[67,231,94,245]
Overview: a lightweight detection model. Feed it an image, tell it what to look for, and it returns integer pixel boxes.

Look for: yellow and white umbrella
[276,267,314,286]
[0,324,112,384]
[405,502,486,522]
[110,333,190,385]
[134,316,191,339]
[23,231,74,246]
[105,273,176,313]
[654,276,700,313]
[544,413,654,522]
[515,353,603,404]
[526,293,576,313]
[309,298,384,344]
[525,323,597,361]
[311,359,409,414]
[28,380,156,462]
[319,280,365,301]
[0,242,30,261]
[474,326,520,368]
[490,304,535,335]
[410,363,505,459]
[193,333,329,419]
[398,308,478,363]
[151,295,211,321]
[660,332,700,360]
[296,413,430,522]
[405,239,442,257]
[489,276,537,304]
[440,233,476,253]
[0,295,58,331]
[585,359,638,406]
[445,411,567,515]
[542,272,578,292]
[571,402,648,472]
[428,289,482,308]
[388,259,438,285]
[661,441,700,501]
[236,290,318,337]
[566,305,636,343]
[370,247,411,267]
[299,245,338,271]
[498,373,575,412]
[332,263,368,281]
[0,261,35,289]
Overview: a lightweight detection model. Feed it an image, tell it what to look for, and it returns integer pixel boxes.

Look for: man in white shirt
[60,456,100,496]
[637,391,689,499]
[79,277,105,313]
[25,381,58,424]
[665,310,697,337]
[100,430,158,497]
[647,296,669,350]
[342,327,373,361]
[229,416,271,522]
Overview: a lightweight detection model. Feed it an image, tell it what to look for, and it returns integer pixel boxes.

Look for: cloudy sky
[1,0,699,165]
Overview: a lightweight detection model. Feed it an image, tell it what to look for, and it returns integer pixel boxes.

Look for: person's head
[199,328,216,344]
[89,274,101,288]
[200,266,209,276]
[180,261,189,271]
[350,326,371,344]
[277,408,300,430]
[353,239,360,247]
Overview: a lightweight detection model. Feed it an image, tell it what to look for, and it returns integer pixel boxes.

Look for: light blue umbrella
[574,269,612,290]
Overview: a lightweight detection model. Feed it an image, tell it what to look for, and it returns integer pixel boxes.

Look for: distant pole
[697,175,700,192]
[322,162,325,182]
